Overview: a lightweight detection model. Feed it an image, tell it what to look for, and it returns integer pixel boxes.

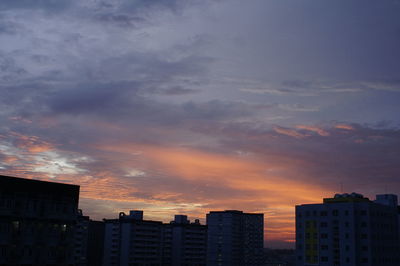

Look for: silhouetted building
[87,220,105,266]
[206,210,264,266]
[75,211,90,265]
[74,211,105,266]
[163,215,207,266]
[103,211,207,266]
[295,193,400,266]
[0,175,80,265]
[103,210,164,266]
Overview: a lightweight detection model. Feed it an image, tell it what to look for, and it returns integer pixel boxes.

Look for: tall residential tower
[296,193,400,266]
[206,210,264,266]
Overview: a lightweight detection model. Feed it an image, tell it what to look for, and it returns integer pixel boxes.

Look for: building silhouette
[103,210,164,265]
[163,215,207,266]
[295,193,400,266]
[1,175,270,266]
[103,210,207,266]
[206,210,264,266]
[74,211,105,266]
[0,175,80,265]
[86,219,105,266]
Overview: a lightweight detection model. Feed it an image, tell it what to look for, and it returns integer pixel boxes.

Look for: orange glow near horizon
[88,142,332,244]
[1,133,334,246]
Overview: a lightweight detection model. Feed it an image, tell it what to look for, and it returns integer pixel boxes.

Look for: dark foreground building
[0,175,80,265]
[206,210,264,266]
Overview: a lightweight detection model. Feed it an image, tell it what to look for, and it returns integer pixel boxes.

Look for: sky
[1,0,400,248]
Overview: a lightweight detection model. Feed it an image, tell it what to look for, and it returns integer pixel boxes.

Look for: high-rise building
[86,220,105,266]
[0,175,80,265]
[206,210,264,266]
[75,210,90,266]
[103,211,208,266]
[295,193,400,266]
[103,210,164,266]
[74,211,105,266]
[163,215,207,266]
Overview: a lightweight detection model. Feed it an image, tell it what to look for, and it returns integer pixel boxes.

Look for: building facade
[0,175,80,266]
[206,210,264,266]
[103,211,207,266]
[103,210,164,266]
[296,193,400,266]
[163,215,207,266]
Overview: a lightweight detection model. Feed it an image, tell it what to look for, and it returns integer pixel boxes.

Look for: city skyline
[1,0,400,248]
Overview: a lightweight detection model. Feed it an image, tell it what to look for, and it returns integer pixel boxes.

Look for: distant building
[74,211,105,266]
[87,220,105,266]
[206,210,264,266]
[75,211,90,266]
[0,175,80,265]
[103,211,207,266]
[295,192,400,266]
[103,210,164,266]
[163,215,207,266]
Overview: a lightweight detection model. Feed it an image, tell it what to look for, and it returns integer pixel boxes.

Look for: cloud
[335,123,355,131]
[273,126,306,139]
[240,79,400,97]
[1,0,400,249]
[0,0,72,11]
[295,125,330,136]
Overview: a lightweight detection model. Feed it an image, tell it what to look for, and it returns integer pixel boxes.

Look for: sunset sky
[1,0,400,248]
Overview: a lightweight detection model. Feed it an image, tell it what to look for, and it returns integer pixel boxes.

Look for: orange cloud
[89,142,332,246]
[296,125,330,136]
[273,126,305,139]
[10,132,54,153]
[335,124,355,130]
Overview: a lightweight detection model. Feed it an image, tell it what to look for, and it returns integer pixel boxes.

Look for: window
[361,222,367,227]
[321,233,328,239]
